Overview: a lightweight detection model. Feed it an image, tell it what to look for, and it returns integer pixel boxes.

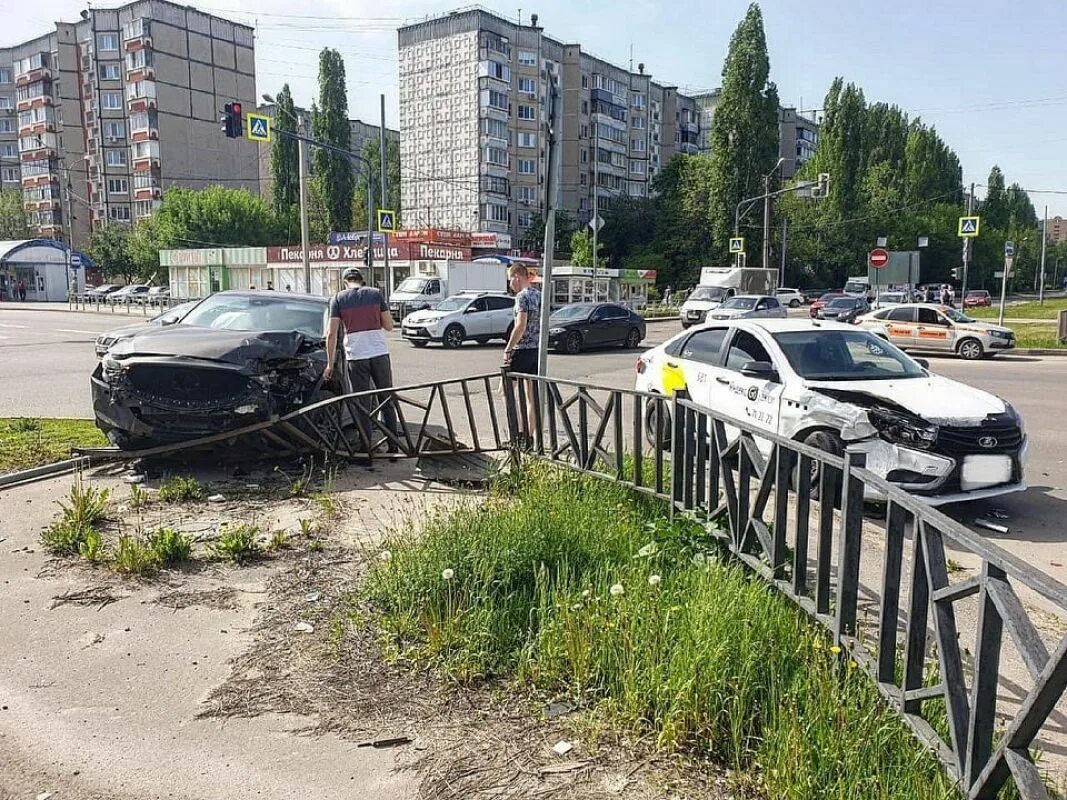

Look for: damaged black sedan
[92,290,340,449]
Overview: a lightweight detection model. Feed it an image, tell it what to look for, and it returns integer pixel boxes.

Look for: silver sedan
[707,294,789,321]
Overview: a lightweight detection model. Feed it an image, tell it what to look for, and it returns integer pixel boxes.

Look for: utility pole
[380,94,391,296]
[779,217,787,286]
[536,72,560,380]
[1039,205,1048,304]
[961,181,974,298]
[592,150,598,301]
[63,163,75,299]
[762,171,772,270]
[298,113,311,293]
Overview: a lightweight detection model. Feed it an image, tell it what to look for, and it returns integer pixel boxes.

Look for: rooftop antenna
[518,8,521,24]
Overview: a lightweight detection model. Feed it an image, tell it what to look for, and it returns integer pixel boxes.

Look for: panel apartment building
[397,9,702,245]
[0,0,258,248]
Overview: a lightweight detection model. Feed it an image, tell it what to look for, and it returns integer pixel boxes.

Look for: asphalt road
[2,303,1065,582]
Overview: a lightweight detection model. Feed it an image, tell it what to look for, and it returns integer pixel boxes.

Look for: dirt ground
[0,458,721,800]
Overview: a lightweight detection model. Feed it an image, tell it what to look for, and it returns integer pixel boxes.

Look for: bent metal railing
[500,371,1067,800]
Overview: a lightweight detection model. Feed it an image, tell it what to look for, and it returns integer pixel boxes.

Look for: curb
[1012,348,1067,357]
[0,457,90,492]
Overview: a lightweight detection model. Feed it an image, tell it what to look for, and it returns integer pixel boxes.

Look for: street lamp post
[263,94,311,293]
[762,157,785,270]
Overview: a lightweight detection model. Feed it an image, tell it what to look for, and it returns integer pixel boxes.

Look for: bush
[210,523,261,564]
[42,519,94,556]
[146,527,193,565]
[79,528,106,563]
[113,535,159,576]
[158,475,205,503]
[366,464,957,800]
[59,482,110,528]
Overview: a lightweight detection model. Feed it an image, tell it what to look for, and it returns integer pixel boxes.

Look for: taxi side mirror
[740,361,780,383]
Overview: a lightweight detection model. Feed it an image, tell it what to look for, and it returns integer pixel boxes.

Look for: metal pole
[998,254,1010,327]
[592,150,598,301]
[63,164,74,300]
[779,216,787,286]
[366,166,374,287]
[1039,205,1048,304]
[962,181,974,298]
[297,114,311,293]
[536,73,560,381]
[380,94,391,297]
[762,172,771,270]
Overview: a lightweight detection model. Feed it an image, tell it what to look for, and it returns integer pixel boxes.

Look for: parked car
[634,319,1026,505]
[775,287,805,308]
[140,286,171,306]
[85,284,123,301]
[94,300,199,357]
[708,295,788,321]
[873,291,909,309]
[809,292,845,319]
[109,284,150,304]
[92,290,340,448]
[964,290,992,308]
[857,304,1014,360]
[803,288,830,303]
[548,302,646,354]
[816,296,869,323]
[400,291,515,348]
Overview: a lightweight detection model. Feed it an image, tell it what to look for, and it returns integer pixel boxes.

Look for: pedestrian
[663,285,673,306]
[17,279,26,301]
[249,284,256,290]
[324,267,398,453]
[285,284,292,292]
[940,285,950,306]
[502,263,541,446]
[266,281,274,291]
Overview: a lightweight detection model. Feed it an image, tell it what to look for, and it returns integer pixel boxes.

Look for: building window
[485,89,509,111]
[107,177,129,194]
[580,149,587,164]
[517,131,536,149]
[632,116,646,130]
[517,104,536,120]
[518,51,536,66]
[102,91,123,110]
[99,63,121,81]
[629,160,646,175]
[485,60,510,83]
[517,186,536,204]
[631,138,646,152]
[518,77,537,95]
[632,93,646,109]
[483,175,509,194]
[517,210,533,227]
[581,100,588,115]
[99,33,119,51]
[0,118,13,132]
[104,121,125,140]
[579,173,586,186]
[580,124,588,139]
[105,148,127,167]
[0,143,16,157]
[483,202,508,223]
[581,74,589,88]
[126,49,153,71]
[517,158,535,175]
[1,167,19,182]
[109,205,131,221]
[0,68,11,83]
[482,117,508,141]
[485,145,508,166]
[0,95,12,110]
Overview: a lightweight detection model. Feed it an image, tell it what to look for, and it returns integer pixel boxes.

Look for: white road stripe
[0,323,28,328]
[56,328,100,335]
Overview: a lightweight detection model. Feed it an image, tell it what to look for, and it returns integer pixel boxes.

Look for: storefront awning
[0,239,93,269]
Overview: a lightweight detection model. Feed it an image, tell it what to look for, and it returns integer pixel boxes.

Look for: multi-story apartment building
[0,53,22,194]
[254,102,399,208]
[398,9,696,243]
[1,0,258,248]
[1043,216,1067,245]
[779,106,818,179]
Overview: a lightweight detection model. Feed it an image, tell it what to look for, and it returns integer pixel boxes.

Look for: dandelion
[570,603,583,611]
[609,583,625,597]
[581,589,591,599]
[636,542,657,558]
[441,568,454,581]
[830,645,842,655]
[812,639,822,650]
[379,550,392,562]
[648,574,662,587]
[848,660,858,670]
[691,552,707,566]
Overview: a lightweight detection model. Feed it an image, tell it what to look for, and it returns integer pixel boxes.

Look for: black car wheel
[793,430,844,504]
[411,340,429,348]
[474,336,491,345]
[789,299,801,308]
[624,327,642,349]
[443,324,465,349]
[644,397,671,450]
[563,331,583,354]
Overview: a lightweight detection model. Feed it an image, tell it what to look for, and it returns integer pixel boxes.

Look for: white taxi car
[635,319,1026,505]
[858,304,1015,360]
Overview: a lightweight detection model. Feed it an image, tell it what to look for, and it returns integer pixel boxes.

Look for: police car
[635,319,1026,505]
[857,304,1015,360]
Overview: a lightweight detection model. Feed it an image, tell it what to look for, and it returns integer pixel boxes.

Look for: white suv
[401,291,516,349]
[775,287,805,308]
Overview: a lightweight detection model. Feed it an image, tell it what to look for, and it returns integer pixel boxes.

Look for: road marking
[0,323,27,328]
[56,328,100,335]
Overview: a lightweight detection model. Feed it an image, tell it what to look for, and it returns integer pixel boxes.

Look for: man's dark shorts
[507,348,538,374]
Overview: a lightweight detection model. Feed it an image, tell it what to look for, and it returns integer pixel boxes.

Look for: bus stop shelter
[0,239,90,302]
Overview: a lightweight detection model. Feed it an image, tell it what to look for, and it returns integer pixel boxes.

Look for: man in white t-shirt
[325,268,398,448]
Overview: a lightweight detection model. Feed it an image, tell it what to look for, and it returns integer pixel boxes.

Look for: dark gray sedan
[548,303,647,354]
[817,296,870,323]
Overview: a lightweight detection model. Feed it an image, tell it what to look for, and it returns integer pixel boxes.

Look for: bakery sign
[267,242,472,263]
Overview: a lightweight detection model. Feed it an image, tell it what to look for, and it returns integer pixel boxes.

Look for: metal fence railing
[500,372,1067,800]
[68,294,190,316]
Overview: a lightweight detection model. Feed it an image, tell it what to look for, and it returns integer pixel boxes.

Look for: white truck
[843,276,875,301]
[679,267,778,328]
[389,260,508,320]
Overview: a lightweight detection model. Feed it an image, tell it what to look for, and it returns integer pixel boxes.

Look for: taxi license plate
[960,455,1012,491]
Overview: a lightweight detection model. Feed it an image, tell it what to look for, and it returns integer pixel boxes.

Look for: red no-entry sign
[869,248,889,269]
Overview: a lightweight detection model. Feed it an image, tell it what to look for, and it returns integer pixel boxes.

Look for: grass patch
[210,522,262,564]
[0,418,107,473]
[365,463,958,800]
[1009,323,1066,350]
[146,527,193,566]
[41,482,110,556]
[970,297,1067,320]
[112,535,159,577]
[158,475,205,503]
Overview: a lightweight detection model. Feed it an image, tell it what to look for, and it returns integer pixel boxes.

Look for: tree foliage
[269,84,300,215]
[351,136,401,231]
[520,211,576,256]
[569,229,604,268]
[311,49,353,234]
[0,188,29,240]
[705,3,780,258]
[87,223,140,283]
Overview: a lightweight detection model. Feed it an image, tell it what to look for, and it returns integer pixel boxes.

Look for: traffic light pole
[961,181,974,298]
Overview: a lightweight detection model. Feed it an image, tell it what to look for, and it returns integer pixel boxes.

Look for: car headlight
[549,327,565,335]
[1004,402,1025,437]
[868,407,938,450]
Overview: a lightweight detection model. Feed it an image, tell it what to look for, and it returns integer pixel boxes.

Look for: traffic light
[810,172,830,198]
[220,102,243,138]
[951,268,960,280]
[363,248,372,267]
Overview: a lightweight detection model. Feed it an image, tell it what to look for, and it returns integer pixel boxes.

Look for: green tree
[520,211,576,256]
[351,136,401,231]
[87,223,140,283]
[0,188,29,240]
[706,3,781,257]
[982,166,1007,229]
[569,229,603,268]
[269,84,299,215]
[311,49,353,234]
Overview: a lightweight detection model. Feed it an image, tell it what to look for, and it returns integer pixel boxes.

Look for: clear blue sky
[9,0,1066,216]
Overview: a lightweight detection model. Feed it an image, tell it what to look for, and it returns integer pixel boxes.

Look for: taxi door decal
[661,362,687,396]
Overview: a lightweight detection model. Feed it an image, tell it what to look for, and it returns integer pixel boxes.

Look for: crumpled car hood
[107,326,319,364]
[805,374,1006,425]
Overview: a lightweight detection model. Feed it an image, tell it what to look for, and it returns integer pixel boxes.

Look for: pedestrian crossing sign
[729,236,745,254]
[377,209,397,233]
[958,216,980,238]
[246,113,271,143]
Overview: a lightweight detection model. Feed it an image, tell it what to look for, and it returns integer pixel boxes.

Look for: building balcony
[15,67,51,86]
[123,19,152,51]
[591,88,626,109]
[18,120,54,137]
[15,94,53,113]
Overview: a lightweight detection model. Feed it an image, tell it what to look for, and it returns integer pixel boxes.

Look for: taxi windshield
[943,308,975,323]
[774,330,926,381]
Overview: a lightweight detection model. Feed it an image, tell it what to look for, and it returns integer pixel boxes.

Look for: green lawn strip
[970,298,1067,320]
[1010,323,1066,350]
[364,463,958,800]
[0,418,107,473]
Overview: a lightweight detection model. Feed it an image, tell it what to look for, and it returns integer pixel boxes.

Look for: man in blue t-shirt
[502,263,541,443]
[325,267,398,449]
